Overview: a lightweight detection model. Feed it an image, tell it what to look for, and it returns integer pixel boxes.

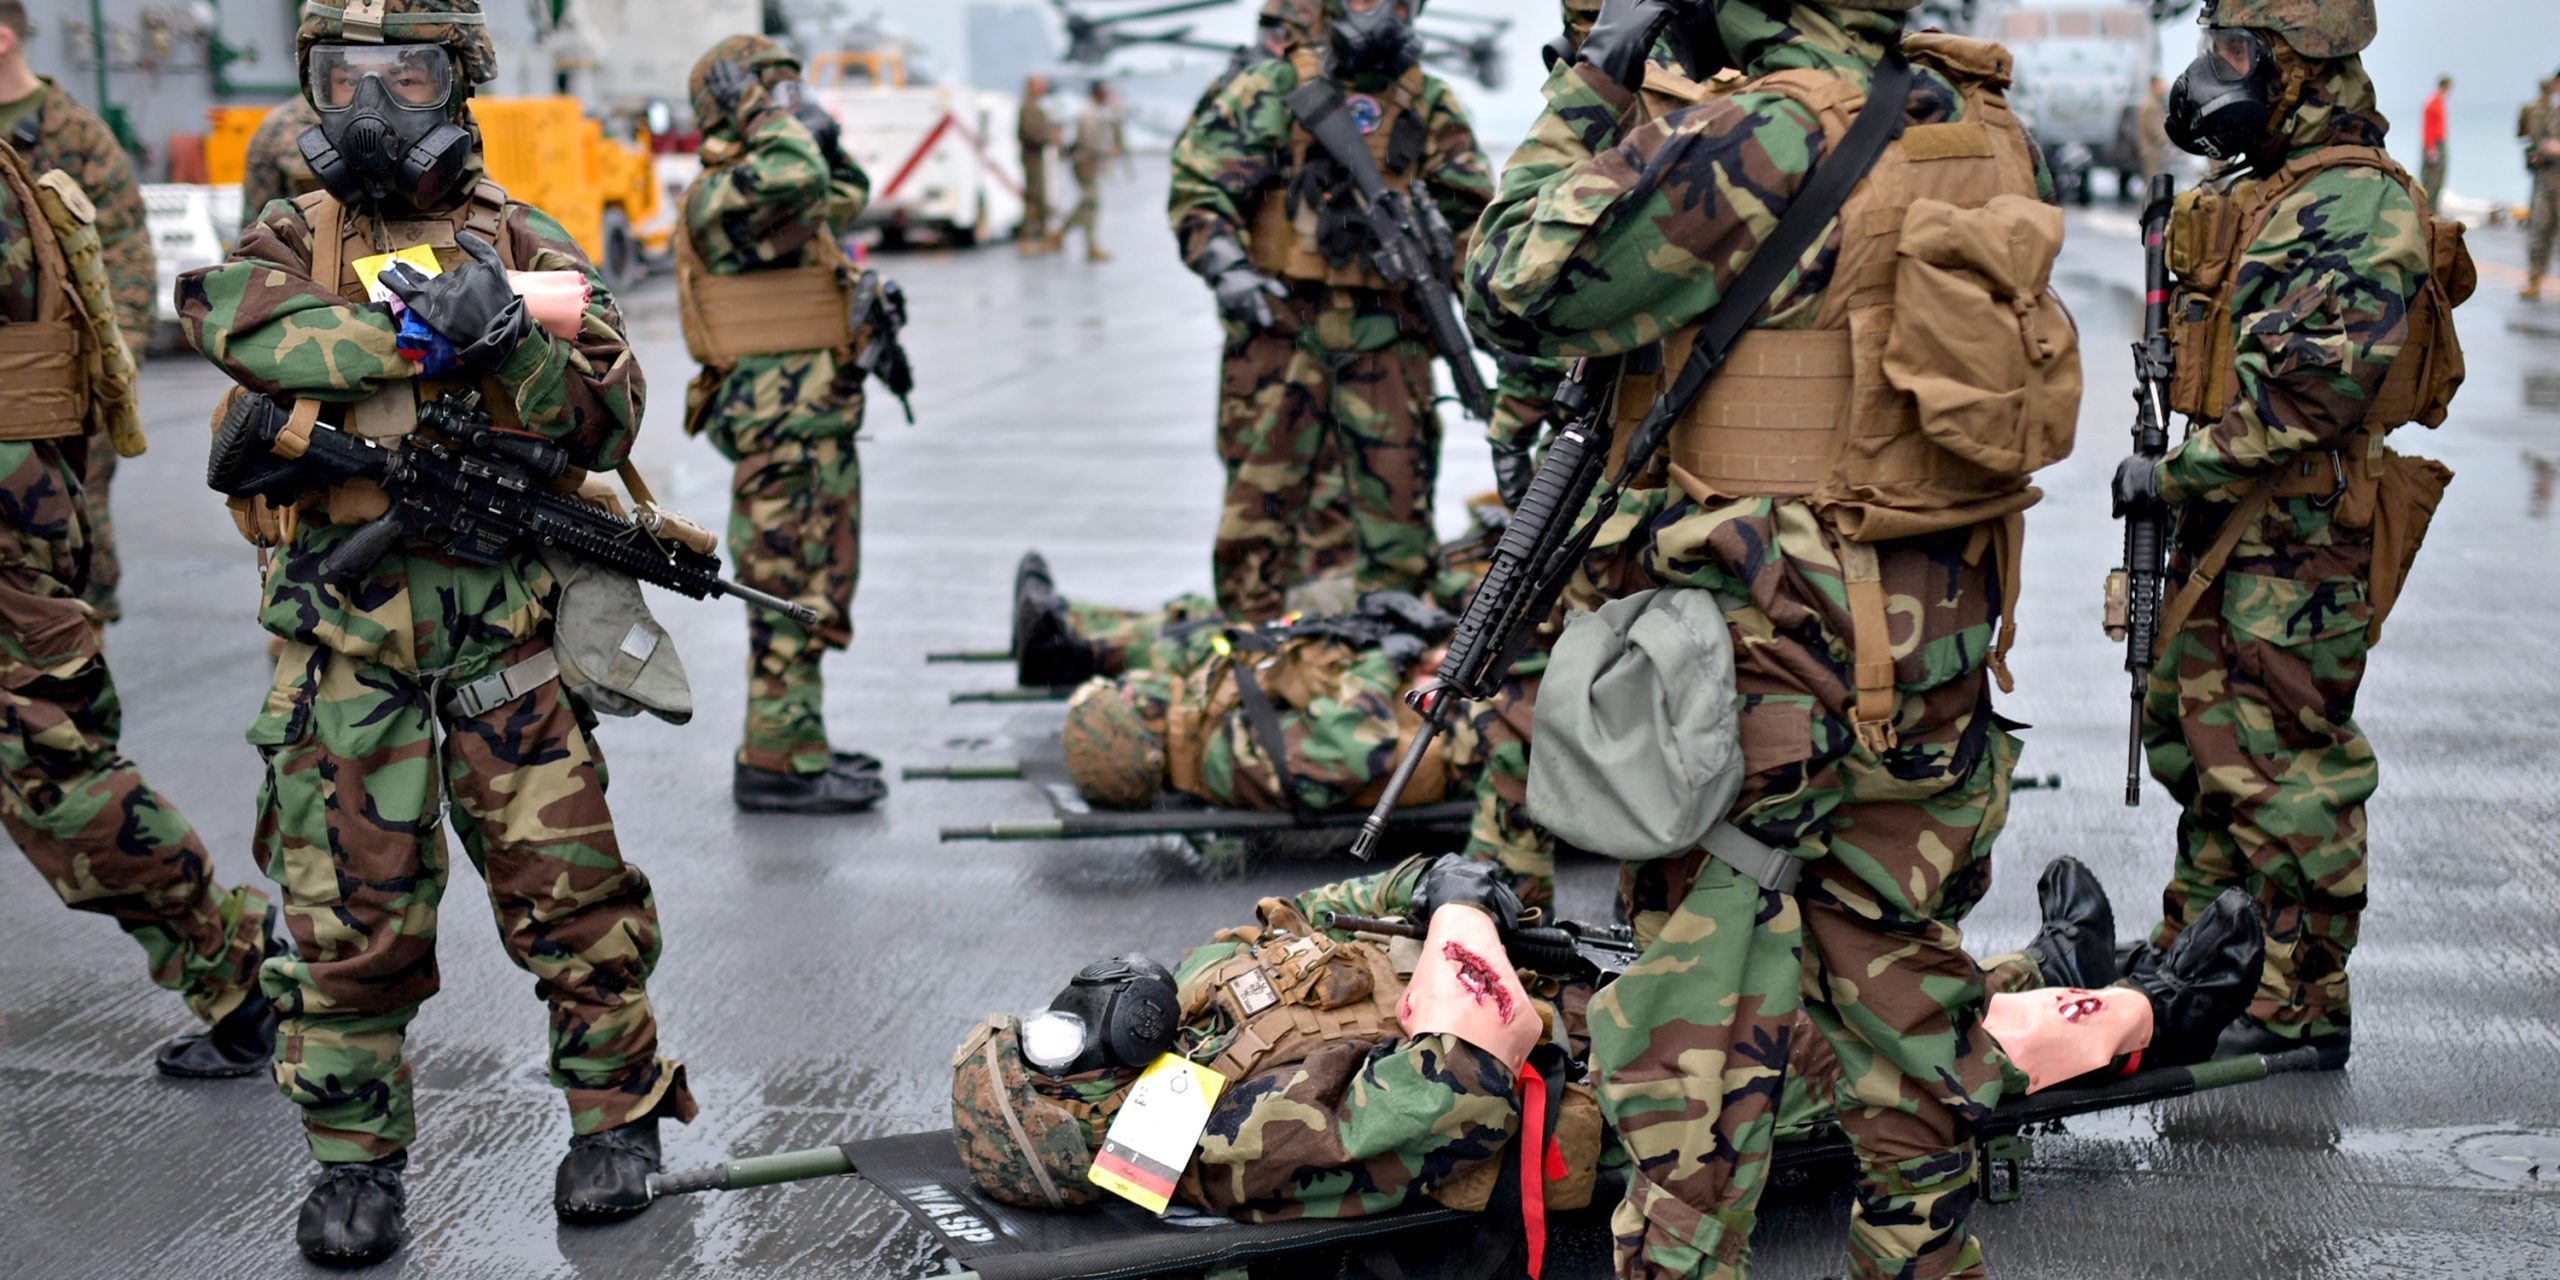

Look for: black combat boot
[296,1155,407,1268]
[832,750,883,776]
[1012,550,1055,655]
[2019,857,2119,990]
[555,1117,661,1223]
[733,761,887,814]
[157,906,289,1079]
[1016,585,1100,689]
[2126,889,2265,1067]
[2215,1014,2352,1071]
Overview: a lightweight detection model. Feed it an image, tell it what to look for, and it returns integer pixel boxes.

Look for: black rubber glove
[1198,236,1286,330]
[1410,855,1526,929]
[1576,0,1683,92]
[383,231,531,374]
[2111,454,2166,518]
[702,58,753,125]
[769,77,847,169]
[1379,630,1427,672]
[1492,441,1535,511]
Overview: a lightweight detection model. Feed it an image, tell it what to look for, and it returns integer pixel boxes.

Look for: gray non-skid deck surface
[3,159,2559,1277]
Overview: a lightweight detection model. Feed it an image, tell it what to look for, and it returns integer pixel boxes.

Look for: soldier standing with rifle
[1171,0,1496,623]
[2109,0,2467,1069]
[678,36,892,813]
[1462,0,2086,1274]
[176,0,698,1264]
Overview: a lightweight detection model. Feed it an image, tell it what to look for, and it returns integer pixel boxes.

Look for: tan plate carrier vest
[2155,143,2472,649]
[1615,35,2079,752]
[673,162,862,368]
[1177,899,1602,1213]
[1246,47,1428,290]
[0,142,110,443]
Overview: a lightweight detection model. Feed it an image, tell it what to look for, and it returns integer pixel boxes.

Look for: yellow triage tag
[1087,1054,1224,1214]
[352,246,441,306]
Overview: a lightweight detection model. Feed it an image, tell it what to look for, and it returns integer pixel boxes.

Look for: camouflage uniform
[1171,48,1495,622]
[2525,92,2560,286]
[679,38,875,778]
[1466,7,2043,1277]
[1020,94,1058,244]
[1055,96,1116,257]
[175,5,695,1162]
[2137,57,2430,1041]
[0,155,269,1030]
[239,96,325,223]
[0,78,153,622]
[955,859,1539,1223]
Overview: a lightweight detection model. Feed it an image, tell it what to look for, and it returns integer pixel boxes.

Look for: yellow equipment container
[202,98,662,282]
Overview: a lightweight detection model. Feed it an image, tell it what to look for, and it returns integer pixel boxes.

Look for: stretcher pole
[949,687,1076,704]
[651,1145,857,1197]
[926,649,1013,664]
[903,763,1027,781]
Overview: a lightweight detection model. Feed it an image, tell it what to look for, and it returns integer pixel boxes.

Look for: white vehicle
[808,49,1026,248]
[1998,3,2161,204]
[143,182,241,326]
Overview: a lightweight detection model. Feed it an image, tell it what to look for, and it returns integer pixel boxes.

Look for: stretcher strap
[1228,648,1310,817]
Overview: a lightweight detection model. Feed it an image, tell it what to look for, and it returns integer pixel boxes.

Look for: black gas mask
[297,41,473,211]
[1019,955,1181,1077]
[2166,27,2280,161]
[1330,0,1421,78]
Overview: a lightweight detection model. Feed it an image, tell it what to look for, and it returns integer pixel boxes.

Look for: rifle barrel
[717,580,821,626]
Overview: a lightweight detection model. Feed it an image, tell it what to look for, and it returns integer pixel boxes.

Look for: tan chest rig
[1177,899,1603,1214]
[2153,144,2473,648]
[1246,48,1428,291]
[674,139,864,374]
[1612,35,2080,752]
[0,142,117,444]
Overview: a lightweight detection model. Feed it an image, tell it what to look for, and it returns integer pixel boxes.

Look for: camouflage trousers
[726,427,862,775]
[0,557,266,1023]
[1213,313,1442,622]
[2531,170,2560,278]
[2142,542,2375,1039]
[1022,158,1051,242]
[1591,512,2016,1280]
[1057,172,1102,254]
[250,634,696,1162]
[78,445,117,622]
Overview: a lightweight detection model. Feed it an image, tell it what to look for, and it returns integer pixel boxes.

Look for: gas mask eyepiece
[1330,0,1421,78]
[1023,955,1180,1077]
[2166,27,2278,161]
[302,42,471,209]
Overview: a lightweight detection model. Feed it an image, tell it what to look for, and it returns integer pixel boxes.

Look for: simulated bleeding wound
[1981,986,2154,1093]
[1397,905,1539,1070]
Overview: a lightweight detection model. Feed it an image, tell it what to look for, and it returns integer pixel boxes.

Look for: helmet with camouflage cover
[688,34,806,136]
[950,1014,1135,1209]
[295,0,497,92]
[2203,0,2375,58]
[1061,679,1166,810]
[1262,0,1327,46]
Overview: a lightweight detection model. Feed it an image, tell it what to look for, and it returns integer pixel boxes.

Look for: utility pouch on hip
[541,548,694,724]
[2364,450,2453,647]
[1881,194,2080,478]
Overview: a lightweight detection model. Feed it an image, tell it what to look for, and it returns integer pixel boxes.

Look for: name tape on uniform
[1088,1054,1224,1214]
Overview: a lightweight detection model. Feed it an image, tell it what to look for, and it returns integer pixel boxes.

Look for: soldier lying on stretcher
[1013,545,1560,908]
[949,854,2265,1262]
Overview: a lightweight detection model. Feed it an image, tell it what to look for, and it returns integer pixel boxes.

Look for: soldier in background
[1019,73,1059,255]
[0,138,283,1083]
[1171,0,1494,623]
[2524,72,2560,300]
[679,37,886,813]
[0,0,153,624]
[2137,74,2170,181]
[238,94,325,220]
[1050,79,1119,261]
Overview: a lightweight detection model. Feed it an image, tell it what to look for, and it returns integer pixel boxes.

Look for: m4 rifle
[1281,77,1495,424]
[208,389,817,626]
[850,268,917,423]
[2105,173,2177,807]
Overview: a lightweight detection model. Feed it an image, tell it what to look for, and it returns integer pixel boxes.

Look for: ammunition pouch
[1180,903,1407,1085]
[2167,144,2474,431]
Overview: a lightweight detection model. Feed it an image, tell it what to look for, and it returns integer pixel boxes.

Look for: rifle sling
[1283,79,1393,205]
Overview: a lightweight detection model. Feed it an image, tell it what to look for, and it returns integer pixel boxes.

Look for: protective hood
[1715,0,1906,83]
[688,34,805,138]
[2268,53,2386,159]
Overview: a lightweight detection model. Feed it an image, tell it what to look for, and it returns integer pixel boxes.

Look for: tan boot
[1086,245,1112,263]
[2528,275,2546,302]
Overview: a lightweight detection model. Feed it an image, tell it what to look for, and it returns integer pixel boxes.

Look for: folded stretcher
[652,1046,2327,1280]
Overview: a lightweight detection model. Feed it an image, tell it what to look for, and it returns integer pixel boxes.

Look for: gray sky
[858,0,2555,202]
